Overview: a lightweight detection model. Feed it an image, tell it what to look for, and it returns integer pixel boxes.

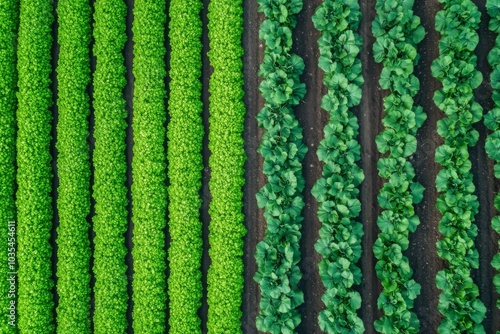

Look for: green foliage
[486,0,500,323]
[167,0,203,332]
[55,0,92,331]
[0,1,19,333]
[92,0,129,332]
[432,0,486,332]
[16,0,55,332]
[311,0,364,332]
[0,0,17,332]
[372,0,425,332]
[254,0,307,332]
[131,0,167,332]
[206,0,246,333]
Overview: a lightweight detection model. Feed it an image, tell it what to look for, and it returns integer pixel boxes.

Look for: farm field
[0,0,500,333]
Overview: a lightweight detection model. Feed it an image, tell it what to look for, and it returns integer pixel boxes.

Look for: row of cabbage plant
[206,0,247,332]
[92,0,129,331]
[131,0,168,332]
[486,0,500,323]
[431,0,486,332]
[0,0,17,332]
[167,0,204,332]
[372,0,426,332]
[311,0,365,333]
[16,0,55,331]
[254,0,307,333]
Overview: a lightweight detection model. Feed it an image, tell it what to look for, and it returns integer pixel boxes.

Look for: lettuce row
[16,0,55,332]
[310,1,364,333]
[372,0,426,332]
[55,0,92,331]
[206,0,247,332]
[92,0,129,331]
[0,0,17,332]
[431,0,486,332]
[485,0,500,324]
[131,0,167,332]
[254,0,307,332]
[167,0,203,332]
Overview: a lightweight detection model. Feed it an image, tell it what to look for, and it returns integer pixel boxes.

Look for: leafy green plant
[55,0,92,331]
[92,0,129,332]
[432,0,486,332]
[311,0,364,333]
[16,0,55,332]
[0,0,18,332]
[167,0,203,332]
[206,0,246,333]
[254,0,307,332]
[486,0,500,328]
[131,0,167,332]
[372,0,425,332]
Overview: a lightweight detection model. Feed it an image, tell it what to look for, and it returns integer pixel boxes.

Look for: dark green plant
[372,0,426,332]
[432,0,486,332]
[254,0,307,332]
[311,0,364,333]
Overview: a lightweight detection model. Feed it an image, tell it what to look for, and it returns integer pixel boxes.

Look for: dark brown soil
[292,0,327,332]
[410,0,445,332]
[358,0,384,332]
[241,0,266,331]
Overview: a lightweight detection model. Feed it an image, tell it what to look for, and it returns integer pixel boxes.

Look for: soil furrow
[241,0,265,331]
[291,1,325,333]
[410,0,445,332]
[199,0,212,331]
[358,0,384,332]
[471,0,499,331]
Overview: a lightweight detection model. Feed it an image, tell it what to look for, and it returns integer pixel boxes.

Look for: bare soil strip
[291,1,326,333]
[241,0,265,331]
[199,0,212,331]
[472,0,499,331]
[358,0,384,332]
[410,0,445,332]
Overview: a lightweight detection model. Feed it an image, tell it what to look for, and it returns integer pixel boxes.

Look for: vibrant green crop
[372,0,425,332]
[0,0,18,332]
[206,0,246,332]
[55,0,92,331]
[167,0,203,332]
[92,0,129,332]
[311,0,364,333]
[432,0,486,332]
[16,0,55,332]
[485,0,500,326]
[254,0,307,332]
[131,0,167,332]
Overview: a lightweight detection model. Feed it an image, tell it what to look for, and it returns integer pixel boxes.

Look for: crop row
[92,0,129,332]
[16,0,55,332]
[55,0,92,331]
[254,0,307,332]
[0,0,17,332]
[432,0,486,332]
[131,0,168,332]
[167,0,204,332]
[486,0,500,319]
[372,0,425,332]
[311,0,364,333]
[206,0,246,333]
